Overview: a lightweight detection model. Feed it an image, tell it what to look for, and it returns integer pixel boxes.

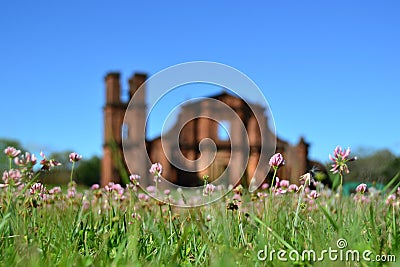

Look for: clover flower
[257,192,268,199]
[386,194,397,206]
[261,183,269,190]
[129,174,141,185]
[69,152,82,163]
[355,183,367,194]
[91,184,100,190]
[30,182,47,198]
[4,146,21,158]
[308,190,320,199]
[269,153,285,169]
[279,179,290,188]
[329,146,357,174]
[2,169,22,186]
[354,194,370,204]
[138,193,150,202]
[112,183,124,192]
[67,186,77,198]
[288,184,299,193]
[39,151,61,171]
[150,162,162,183]
[274,187,287,195]
[49,186,62,195]
[14,152,37,167]
[104,182,114,192]
[203,183,216,196]
[146,185,156,193]
[149,162,162,176]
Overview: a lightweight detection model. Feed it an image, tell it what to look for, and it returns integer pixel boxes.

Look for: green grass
[1,180,399,266]
[1,148,399,266]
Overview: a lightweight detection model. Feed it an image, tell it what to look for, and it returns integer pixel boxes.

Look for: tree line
[0,138,100,186]
[1,138,399,187]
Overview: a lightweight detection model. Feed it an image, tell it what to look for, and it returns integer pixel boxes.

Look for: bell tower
[101,72,147,186]
[102,72,125,185]
[124,73,148,182]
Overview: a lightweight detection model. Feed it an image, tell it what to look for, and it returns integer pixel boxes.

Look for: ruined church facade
[101,71,317,187]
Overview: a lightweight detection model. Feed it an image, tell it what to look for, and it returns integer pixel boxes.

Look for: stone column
[102,73,122,186]
[125,73,148,183]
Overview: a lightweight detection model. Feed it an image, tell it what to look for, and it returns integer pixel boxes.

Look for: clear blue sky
[0,1,399,163]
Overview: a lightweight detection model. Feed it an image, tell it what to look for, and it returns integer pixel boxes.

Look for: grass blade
[251,214,295,251]
[0,212,11,232]
[383,172,400,193]
[318,203,339,232]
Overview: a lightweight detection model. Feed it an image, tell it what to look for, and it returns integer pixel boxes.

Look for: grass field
[0,147,399,266]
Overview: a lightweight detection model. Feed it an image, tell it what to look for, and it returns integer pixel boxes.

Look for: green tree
[0,138,24,171]
[40,151,73,184]
[341,149,399,184]
[48,151,74,169]
[75,156,101,186]
[40,152,101,186]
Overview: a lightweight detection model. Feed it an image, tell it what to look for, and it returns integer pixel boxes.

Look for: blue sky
[0,1,399,163]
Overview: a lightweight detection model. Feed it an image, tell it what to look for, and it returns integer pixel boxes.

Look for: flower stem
[69,161,75,184]
[338,172,343,226]
[267,167,278,227]
[292,185,304,242]
[271,168,278,192]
